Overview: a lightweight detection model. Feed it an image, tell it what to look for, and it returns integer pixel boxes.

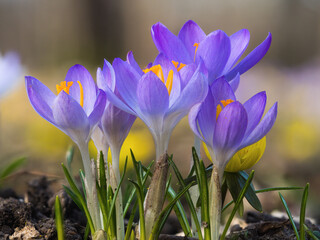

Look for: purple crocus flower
[26,64,106,146]
[151,20,272,89]
[189,77,277,179]
[26,64,106,230]
[104,52,208,159]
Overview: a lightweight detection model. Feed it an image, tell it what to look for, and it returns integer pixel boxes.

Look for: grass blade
[304,224,320,240]
[279,192,300,240]
[0,157,26,179]
[55,196,65,240]
[220,170,255,240]
[124,201,138,240]
[300,183,309,240]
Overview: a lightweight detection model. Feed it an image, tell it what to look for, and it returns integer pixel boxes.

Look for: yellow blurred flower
[203,137,266,172]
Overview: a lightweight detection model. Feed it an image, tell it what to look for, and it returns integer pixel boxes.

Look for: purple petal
[88,90,106,128]
[178,20,206,58]
[52,91,90,143]
[241,102,278,148]
[197,92,216,147]
[213,101,247,153]
[151,22,192,63]
[137,72,169,117]
[222,29,250,74]
[178,63,198,90]
[228,73,240,92]
[210,77,236,104]
[225,33,272,81]
[65,64,97,115]
[127,51,144,76]
[243,91,267,137]
[101,104,136,147]
[188,103,204,141]
[196,30,231,82]
[25,76,56,124]
[113,58,140,111]
[97,59,116,92]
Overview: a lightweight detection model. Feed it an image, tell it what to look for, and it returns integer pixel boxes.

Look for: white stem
[78,142,102,231]
[209,165,222,240]
[110,145,125,240]
[190,135,201,237]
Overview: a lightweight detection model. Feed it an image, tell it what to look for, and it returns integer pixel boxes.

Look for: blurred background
[0,0,320,222]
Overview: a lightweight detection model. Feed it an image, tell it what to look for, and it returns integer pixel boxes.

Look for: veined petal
[178,20,206,57]
[243,91,267,137]
[225,32,272,81]
[97,59,116,92]
[228,73,240,92]
[178,63,197,90]
[25,76,56,124]
[137,72,169,116]
[88,90,106,128]
[188,103,204,141]
[151,22,192,63]
[222,29,250,74]
[196,30,231,82]
[65,64,97,115]
[113,58,140,111]
[210,77,236,104]
[52,91,90,143]
[127,51,144,76]
[240,102,278,148]
[213,102,247,154]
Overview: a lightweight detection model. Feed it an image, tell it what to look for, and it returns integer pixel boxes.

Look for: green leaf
[300,183,309,240]
[124,201,138,240]
[66,146,75,171]
[98,151,107,203]
[63,186,83,211]
[221,170,255,240]
[55,196,65,240]
[304,224,320,240]
[279,192,300,240]
[0,157,26,179]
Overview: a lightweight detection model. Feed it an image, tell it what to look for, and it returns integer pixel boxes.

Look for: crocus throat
[216,99,234,120]
[143,65,173,95]
[56,81,84,107]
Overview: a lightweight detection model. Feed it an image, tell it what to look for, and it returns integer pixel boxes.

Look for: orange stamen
[56,81,73,94]
[172,60,186,72]
[77,81,84,107]
[216,99,234,120]
[193,43,199,61]
[143,65,174,95]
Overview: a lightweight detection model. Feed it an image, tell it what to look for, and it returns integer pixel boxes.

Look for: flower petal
[210,77,236,104]
[213,101,247,154]
[222,29,250,74]
[178,20,206,58]
[228,73,240,92]
[188,103,204,141]
[196,30,231,83]
[240,102,277,148]
[88,89,106,128]
[25,76,56,124]
[151,22,192,63]
[52,91,90,143]
[113,58,141,111]
[97,59,116,92]
[65,64,97,115]
[127,51,144,76]
[243,91,267,137]
[225,32,272,81]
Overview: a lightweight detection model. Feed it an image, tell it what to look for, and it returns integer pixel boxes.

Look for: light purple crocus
[189,77,277,179]
[151,20,272,90]
[104,52,208,160]
[0,51,23,97]
[26,64,106,230]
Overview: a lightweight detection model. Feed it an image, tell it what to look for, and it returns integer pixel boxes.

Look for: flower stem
[110,145,125,240]
[209,165,221,240]
[78,142,103,232]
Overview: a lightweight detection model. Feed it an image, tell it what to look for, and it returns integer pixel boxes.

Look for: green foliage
[54,195,65,240]
[0,157,26,185]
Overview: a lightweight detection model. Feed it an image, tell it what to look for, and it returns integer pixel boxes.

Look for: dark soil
[0,177,319,239]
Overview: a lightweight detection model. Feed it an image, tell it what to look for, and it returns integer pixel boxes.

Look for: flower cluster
[25,20,277,239]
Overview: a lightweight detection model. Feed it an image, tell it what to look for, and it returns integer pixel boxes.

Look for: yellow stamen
[77,81,84,107]
[193,43,199,61]
[56,81,73,94]
[166,70,174,95]
[172,60,186,72]
[143,65,174,95]
[216,99,234,120]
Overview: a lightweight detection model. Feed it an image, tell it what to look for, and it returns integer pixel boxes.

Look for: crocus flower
[189,77,277,179]
[151,20,272,89]
[26,64,106,231]
[104,52,208,159]
[0,51,23,97]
